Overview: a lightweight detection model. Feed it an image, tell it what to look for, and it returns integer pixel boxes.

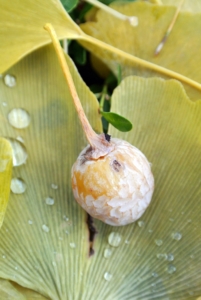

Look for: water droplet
[65,230,69,235]
[104,272,112,281]
[104,248,112,258]
[6,138,27,166]
[63,215,69,222]
[2,102,7,107]
[138,220,145,227]
[15,266,18,270]
[2,255,6,259]
[125,240,130,244]
[70,243,76,248]
[8,108,30,129]
[166,264,176,274]
[0,159,9,172]
[148,229,153,233]
[45,197,54,205]
[169,218,174,222]
[16,136,24,143]
[171,232,182,241]
[28,220,33,225]
[51,183,58,189]
[190,254,194,259]
[187,219,192,223]
[129,16,138,27]
[152,272,158,278]
[167,253,174,261]
[108,232,121,247]
[42,224,50,233]
[155,239,163,246]
[4,74,16,87]
[188,291,194,296]
[10,178,26,194]
[52,261,57,267]
[157,253,167,260]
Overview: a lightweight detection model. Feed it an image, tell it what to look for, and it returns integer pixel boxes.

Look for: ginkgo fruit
[44,23,154,226]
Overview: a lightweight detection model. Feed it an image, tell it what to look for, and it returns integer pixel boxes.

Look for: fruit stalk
[44,23,113,158]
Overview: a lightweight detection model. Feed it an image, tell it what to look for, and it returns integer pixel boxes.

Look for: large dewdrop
[44,23,154,227]
[72,136,154,226]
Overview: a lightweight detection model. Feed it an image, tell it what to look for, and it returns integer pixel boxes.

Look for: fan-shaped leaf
[80,1,201,100]
[162,0,201,12]
[0,0,82,73]
[0,45,102,299]
[0,138,12,229]
[0,44,201,298]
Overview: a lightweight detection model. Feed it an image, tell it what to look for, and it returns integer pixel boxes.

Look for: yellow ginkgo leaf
[0,41,201,298]
[0,138,12,229]
[80,1,201,100]
[0,279,49,299]
[0,0,82,73]
[162,0,201,12]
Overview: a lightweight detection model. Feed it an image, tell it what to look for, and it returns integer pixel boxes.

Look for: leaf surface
[161,0,201,12]
[0,138,12,229]
[0,0,82,73]
[80,1,201,100]
[0,45,102,299]
[107,76,201,298]
[0,44,201,298]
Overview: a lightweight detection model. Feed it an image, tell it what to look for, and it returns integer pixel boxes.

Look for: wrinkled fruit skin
[71,138,154,226]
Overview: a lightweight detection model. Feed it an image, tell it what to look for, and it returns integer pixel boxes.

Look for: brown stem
[44,23,113,158]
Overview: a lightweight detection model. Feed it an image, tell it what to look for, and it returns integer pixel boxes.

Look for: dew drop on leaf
[69,243,76,248]
[8,108,30,129]
[166,265,176,274]
[171,232,182,241]
[138,220,145,227]
[156,253,167,260]
[45,197,54,205]
[51,183,58,189]
[42,224,50,233]
[155,239,163,246]
[10,178,26,194]
[16,136,24,143]
[104,248,112,258]
[6,138,28,166]
[4,74,16,87]
[167,253,174,261]
[108,232,121,247]
[63,215,69,222]
[104,272,112,281]
[52,261,57,267]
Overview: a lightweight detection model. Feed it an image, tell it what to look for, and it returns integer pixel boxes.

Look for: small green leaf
[69,41,87,65]
[60,0,78,12]
[101,111,133,132]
